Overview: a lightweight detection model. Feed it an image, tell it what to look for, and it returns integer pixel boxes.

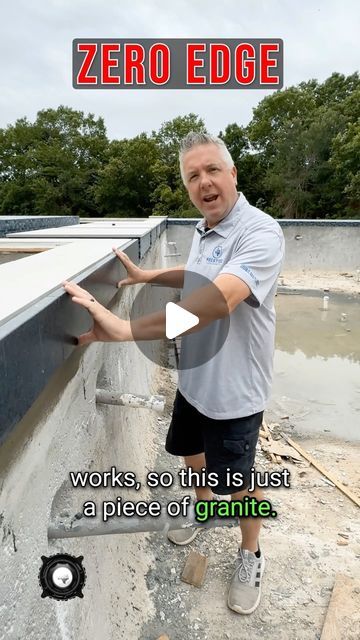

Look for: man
[63,132,284,615]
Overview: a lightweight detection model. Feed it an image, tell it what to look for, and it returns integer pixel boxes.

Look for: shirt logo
[213,246,223,259]
[206,245,224,264]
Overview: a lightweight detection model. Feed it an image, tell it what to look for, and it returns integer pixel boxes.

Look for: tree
[151,114,206,215]
[0,74,358,220]
[248,82,318,161]
[329,120,360,217]
[219,123,267,207]
[93,134,159,217]
[247,73,360,218]
[0,106,108,216]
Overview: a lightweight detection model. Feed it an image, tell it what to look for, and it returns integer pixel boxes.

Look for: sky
[0,0,359,140]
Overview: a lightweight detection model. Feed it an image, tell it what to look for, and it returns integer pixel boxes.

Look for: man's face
[182,144,238,227]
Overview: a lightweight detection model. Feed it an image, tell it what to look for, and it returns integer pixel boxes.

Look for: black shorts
[165,390,263,495]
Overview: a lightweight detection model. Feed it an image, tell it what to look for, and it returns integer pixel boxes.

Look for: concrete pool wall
[0,223,170,639]
[166,218,360,272]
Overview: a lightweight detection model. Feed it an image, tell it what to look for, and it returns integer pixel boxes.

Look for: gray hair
[179,132,234,184]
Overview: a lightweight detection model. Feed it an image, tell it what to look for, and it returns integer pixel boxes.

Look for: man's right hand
[113,247,147,287]
[113,246,185,289]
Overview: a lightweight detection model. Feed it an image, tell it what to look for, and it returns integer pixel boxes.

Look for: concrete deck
[0,215,79,237]
[7,219,167,259]
[0,216,167,441]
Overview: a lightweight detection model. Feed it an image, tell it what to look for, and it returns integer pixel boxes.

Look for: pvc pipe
[323,295,329,310]
[48,506,237,540]
[96,390,165,413]
[165,241,181,257]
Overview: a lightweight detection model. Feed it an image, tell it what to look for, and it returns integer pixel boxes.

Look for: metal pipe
[165,241,181,257]
[96,390,165,413]
[48,506,237,540]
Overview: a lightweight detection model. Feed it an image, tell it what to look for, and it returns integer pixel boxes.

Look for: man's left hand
[62,281,131,344]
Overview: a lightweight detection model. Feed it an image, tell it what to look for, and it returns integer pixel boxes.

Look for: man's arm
[129,273,250,340]
[62,273,250,345]
[142,264,185,288]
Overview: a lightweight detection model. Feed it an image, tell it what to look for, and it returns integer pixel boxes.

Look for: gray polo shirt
[178,192,285,419]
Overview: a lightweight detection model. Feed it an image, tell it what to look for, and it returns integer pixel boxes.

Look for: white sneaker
[167,494,223,546]
[167,526,200,546]
[227,548,266,614]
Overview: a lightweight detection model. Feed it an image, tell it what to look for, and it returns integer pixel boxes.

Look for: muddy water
[271,291,360,441]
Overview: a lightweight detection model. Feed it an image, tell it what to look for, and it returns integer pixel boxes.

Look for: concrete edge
[0,238,141,443]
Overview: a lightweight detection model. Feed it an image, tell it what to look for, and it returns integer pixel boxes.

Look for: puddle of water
[270,291,360,441]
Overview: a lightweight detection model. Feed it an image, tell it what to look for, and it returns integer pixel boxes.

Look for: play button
[129,269,230,370]
[165,302,199,339]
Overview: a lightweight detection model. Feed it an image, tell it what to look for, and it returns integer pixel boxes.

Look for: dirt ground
[138,275,360,640]
[138,369,360,640]
[281,269,360,297]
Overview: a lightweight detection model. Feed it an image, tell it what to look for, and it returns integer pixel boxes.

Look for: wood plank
[281,434,360,508]
[320,574,360,640]
[262,420,271,438]
[262,420,281,463]
[181,551,208,588]
[262,440,303,461]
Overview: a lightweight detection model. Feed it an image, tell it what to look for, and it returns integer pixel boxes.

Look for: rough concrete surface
[139,369,360,640]
[0,236,168,640]
[281,270,360,296]
[1,226,359,639]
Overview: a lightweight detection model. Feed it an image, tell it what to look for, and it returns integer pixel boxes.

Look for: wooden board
[261,420,281,463]
[320,574,360,639]
[181,551,208,588]
[281,434,360,508]
[262,440,303,461]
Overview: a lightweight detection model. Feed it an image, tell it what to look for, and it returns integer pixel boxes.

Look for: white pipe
[48,506,237,540]
[165,241,181,257]
[96,390,165,413]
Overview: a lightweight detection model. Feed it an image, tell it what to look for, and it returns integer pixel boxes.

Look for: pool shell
[0,217,360,639]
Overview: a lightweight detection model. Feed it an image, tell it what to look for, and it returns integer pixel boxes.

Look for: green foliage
[93,134,159,217]
[329,118,360,216]
[0,106,107,216]
[0,75,358,219]
[219,123,268,207]
[247,72,360,218]
[151,113,206,215]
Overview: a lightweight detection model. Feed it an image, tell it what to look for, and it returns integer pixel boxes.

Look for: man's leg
[166,453,214,545]
[231,485,264,552]
[165,390,212,545]
[184,453,214,501]
[227,483,266,615]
